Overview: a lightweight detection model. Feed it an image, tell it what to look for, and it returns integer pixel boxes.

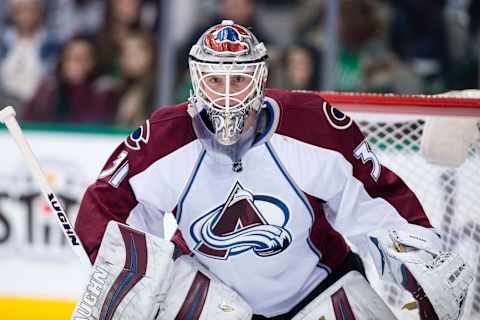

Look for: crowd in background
[0,0,479,128]
[0,0,159,127]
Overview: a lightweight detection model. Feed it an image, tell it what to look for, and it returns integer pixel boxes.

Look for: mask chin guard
[189,101,260,172]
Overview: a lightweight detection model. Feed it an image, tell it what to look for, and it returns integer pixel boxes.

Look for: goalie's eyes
[204,75,250,90]
[231,75,248,86]
[206,76,221,85]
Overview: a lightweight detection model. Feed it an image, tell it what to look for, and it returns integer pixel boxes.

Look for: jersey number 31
[353,140,381,182]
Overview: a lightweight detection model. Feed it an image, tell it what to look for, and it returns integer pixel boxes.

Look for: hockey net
[318,91,480,319]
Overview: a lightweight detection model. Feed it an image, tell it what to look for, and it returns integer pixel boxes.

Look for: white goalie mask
[188,20,268,164]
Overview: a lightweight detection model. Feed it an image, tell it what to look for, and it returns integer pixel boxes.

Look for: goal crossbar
[313,91,480,116]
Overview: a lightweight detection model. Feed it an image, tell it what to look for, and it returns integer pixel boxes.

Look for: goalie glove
[368,224,473,320]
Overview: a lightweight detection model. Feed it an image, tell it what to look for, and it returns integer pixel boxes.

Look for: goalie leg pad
[291,271,397,320]
[157,255,252,320]
[72,221,175,320]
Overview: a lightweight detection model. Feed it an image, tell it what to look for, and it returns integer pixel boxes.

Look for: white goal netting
[351,110,480,320]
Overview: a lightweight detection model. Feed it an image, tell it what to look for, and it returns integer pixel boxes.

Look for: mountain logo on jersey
[190,181,292,260]
[203,25,250,56]
[125,120,150,150]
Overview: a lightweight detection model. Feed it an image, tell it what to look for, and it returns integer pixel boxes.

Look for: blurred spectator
[470,0,480,39]
[469,0,480,89]
[254,1,298,48]
[443,0,479,89]
[46,0,105,42]
[0,0,60,111]
[0,1,7,31]
[258,0,298,6]
[293,0,422,93]
[294,0,326,50]
[96,0,159,81]
[174,0,271,102]
[389,0,449,93]
[177,0,271,60]
[115,32,156,127]
[339,0,423,93]
[23,35,117,123]
[282,43,321,90]
[334,0,385,91]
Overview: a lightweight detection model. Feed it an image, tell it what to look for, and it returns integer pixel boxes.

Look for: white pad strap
[72,221,174,320]
[157,256,252,320]
[292,271,397,320]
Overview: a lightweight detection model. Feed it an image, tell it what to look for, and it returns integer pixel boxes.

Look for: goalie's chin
[190,106,258,166]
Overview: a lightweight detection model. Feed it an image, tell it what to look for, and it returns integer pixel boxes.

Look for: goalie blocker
[72,221,252,320]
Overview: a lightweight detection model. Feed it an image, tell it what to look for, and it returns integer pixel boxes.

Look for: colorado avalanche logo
[203,25,250,55]
[323,101,352,130]
[124,120,150,150]
[190,182,292,260]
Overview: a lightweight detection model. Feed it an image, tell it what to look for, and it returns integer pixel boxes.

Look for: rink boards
[0,125,128,319]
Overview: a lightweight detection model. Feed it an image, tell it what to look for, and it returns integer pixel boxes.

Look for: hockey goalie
[72,20,474,320]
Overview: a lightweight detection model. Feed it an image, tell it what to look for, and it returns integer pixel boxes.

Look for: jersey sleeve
[275,90,435,254]
[318,100,434,252]
[74,104,195,263]
[74,142,143,263]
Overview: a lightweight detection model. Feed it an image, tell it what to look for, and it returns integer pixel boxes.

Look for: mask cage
[189,60,267,145]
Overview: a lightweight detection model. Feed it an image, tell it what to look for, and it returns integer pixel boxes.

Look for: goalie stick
[0,106,91,268]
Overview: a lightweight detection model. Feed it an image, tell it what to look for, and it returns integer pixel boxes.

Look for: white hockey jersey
[75,89,433,317]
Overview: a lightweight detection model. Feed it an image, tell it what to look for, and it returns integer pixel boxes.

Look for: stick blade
[0,106,16,123]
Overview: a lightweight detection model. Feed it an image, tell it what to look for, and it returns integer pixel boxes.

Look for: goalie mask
[188,20,268,165]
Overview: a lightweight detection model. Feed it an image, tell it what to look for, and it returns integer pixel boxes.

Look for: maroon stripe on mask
[331,287,356,320]
[99,224,148,320]
[175,272,210,320]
